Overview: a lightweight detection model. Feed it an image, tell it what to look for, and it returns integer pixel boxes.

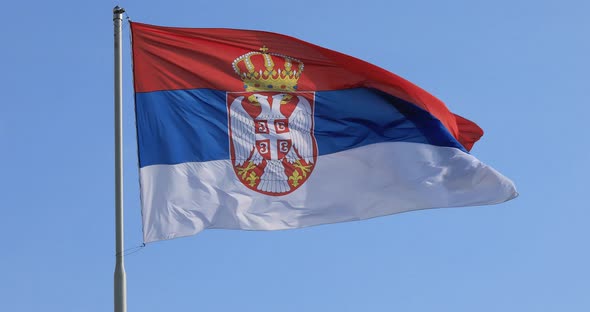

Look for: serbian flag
[130,22,517,243]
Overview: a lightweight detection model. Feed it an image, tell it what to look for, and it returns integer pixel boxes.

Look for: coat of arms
[227,46,317,195]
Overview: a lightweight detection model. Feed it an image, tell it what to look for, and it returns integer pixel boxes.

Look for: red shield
[227,91,317,196]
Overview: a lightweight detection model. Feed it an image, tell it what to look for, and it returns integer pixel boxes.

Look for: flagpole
[113,6,127,312]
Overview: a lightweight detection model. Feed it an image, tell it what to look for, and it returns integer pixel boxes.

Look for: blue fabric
[135,88,465,168]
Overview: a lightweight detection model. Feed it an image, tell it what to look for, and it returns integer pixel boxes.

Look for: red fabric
[130,22,482,150]
[454,114,484,151]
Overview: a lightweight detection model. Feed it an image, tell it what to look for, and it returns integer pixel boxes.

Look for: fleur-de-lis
[289,170,303,187]
[245,171,259,187]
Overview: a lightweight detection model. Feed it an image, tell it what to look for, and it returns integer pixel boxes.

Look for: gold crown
[232,46,304,92]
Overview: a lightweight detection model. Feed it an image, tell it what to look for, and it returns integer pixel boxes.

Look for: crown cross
[232,46,305,92]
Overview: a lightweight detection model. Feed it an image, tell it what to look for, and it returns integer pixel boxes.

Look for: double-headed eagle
[229,93,314,193]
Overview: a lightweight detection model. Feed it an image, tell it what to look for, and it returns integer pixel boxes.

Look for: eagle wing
[287,95,314,164]
[229,96,261,166]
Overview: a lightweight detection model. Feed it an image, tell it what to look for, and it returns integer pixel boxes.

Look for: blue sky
[1,0,588,311]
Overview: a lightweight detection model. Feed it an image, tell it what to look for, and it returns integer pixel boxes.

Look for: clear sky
[1,0,588,311]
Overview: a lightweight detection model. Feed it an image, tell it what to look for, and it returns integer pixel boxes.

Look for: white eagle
[229,93,314,193]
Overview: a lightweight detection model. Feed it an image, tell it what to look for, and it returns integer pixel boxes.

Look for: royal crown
[232,46,304,92]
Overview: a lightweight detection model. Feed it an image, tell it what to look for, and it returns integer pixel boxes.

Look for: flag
[130,22,517,243]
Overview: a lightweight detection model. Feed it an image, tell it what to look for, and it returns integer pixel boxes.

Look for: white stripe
[139,142,517,243]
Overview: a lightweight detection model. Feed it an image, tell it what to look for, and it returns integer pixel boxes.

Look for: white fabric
[139,142,517,243]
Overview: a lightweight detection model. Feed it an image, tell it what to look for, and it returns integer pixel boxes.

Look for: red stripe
[130,22,482,150]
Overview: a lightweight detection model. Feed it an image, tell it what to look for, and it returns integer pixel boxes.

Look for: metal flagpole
[113,6,127,312]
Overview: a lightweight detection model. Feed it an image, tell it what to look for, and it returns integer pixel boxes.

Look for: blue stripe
[135,88,464,168]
